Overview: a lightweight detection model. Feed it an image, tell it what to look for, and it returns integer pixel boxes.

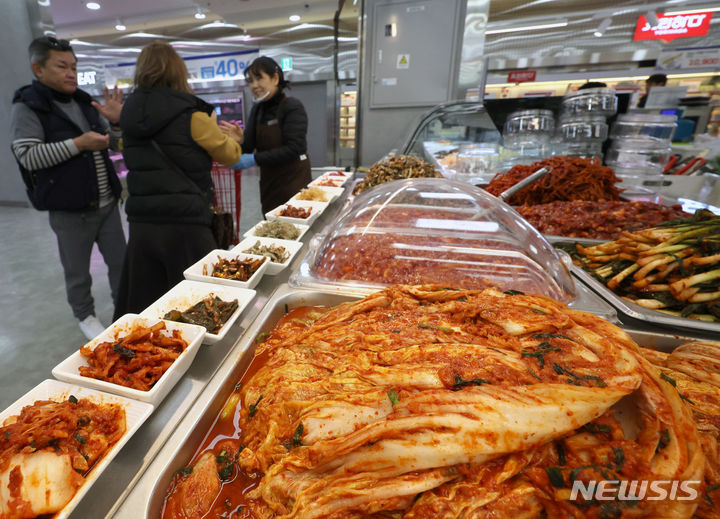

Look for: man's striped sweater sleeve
[11,137,78,170]
[10,101,81,171]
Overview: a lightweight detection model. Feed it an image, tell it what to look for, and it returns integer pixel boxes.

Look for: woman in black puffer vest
[114,41,243,317]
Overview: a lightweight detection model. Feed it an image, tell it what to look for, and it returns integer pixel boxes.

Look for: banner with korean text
[104,49,260,88]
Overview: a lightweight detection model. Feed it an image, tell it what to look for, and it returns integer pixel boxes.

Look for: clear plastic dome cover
[291,178,576,301]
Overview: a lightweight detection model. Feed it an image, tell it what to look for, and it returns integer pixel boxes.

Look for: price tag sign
[657,45,720,71]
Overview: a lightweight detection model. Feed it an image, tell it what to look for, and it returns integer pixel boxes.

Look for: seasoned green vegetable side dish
[558,210,720,322]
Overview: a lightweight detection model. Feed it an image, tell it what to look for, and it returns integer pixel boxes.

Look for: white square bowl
[139,280,256,344]
[52,314,205,406]
[231,236,305,276]
[183,249,268,290]
[265,201,326,227]
[243,220,310,242]
[288,186,344,204]
[0,379,154,519]
[310,175,347,188]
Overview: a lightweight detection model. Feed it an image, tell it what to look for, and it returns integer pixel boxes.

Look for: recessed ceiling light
[194,9,206,20]
[115,23,126,31]
[289,14,301,22]
[86,2,101,9]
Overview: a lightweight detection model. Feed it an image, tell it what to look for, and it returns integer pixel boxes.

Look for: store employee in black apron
[222,56,311,214]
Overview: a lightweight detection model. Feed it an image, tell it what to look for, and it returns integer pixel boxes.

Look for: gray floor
[0,168,264,410]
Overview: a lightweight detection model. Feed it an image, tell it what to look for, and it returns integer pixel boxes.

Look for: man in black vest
[10,36,127,340]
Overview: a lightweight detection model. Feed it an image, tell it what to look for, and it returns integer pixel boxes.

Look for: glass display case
[291,178,576,301]
[401,101,503,184]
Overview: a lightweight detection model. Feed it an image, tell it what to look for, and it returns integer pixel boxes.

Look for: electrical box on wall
[370,0,463,108]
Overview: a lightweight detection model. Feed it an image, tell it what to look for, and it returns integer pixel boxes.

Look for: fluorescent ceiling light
[119,32,172,39]
[289,14,301,22]
[485,21,567,35]
[665,7,720,15]
[195,20,238,29]
[86,2,100,10]
[102,48,142,53]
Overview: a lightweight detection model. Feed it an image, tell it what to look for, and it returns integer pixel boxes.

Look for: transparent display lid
[403,101,501,158]
[290,178,576,301]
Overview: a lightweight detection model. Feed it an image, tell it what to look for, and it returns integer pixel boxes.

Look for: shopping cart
[211,163,242,245]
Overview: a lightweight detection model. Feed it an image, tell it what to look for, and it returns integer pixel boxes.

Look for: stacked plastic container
[605,114,677,177]
[555,88,617,158]
[502,109,555,162]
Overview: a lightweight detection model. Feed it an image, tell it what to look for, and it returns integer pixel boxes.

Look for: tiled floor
[0,168,263,410]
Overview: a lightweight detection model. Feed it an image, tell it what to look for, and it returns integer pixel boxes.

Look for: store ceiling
[46,0,720,71]
[48,0,359,60]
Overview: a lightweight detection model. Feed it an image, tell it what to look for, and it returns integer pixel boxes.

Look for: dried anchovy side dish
[253,220,302,240]
[79,321,188,391]
[0,397,126,518]
[295,187,329,202]
[559,210,720,321]
[353,154,442,195]
[204,256,266,282]
[242,241,290,264]
[277,205,311,219]
[163,296,239,334]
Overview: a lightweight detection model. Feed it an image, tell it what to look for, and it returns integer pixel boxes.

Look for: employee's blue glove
[232,153,256,170]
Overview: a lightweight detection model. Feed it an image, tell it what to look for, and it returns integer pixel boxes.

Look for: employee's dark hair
[647,74,667,85]
[29,36,75,66]
[577,81,607,90]
[244,56,290,90]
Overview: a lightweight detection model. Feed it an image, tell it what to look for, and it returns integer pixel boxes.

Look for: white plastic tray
[231,236,305,276]
[183,249,268,290]
[244,220,310,242]
[52,314,205,405]
[265,201,326,227]
[139,280,256,344]
[0,379,153,519]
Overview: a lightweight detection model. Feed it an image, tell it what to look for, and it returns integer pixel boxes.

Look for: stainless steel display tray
[138,285,701,518]
[571,265,720,334]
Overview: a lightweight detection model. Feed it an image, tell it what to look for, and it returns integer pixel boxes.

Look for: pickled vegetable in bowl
[293,178,576,301]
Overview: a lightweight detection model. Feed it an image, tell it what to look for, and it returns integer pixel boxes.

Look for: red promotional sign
[634,12,712,43]
[507,70,536,83]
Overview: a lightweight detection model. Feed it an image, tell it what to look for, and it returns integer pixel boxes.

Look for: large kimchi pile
[164,285,720,518]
